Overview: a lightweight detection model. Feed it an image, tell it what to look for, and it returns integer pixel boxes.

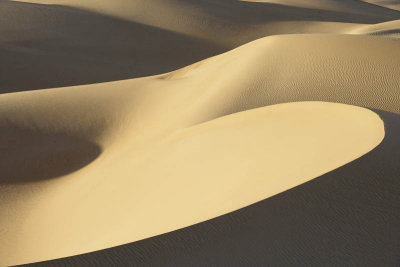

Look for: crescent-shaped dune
[1,0,400,266]
[30,108,399,267]
[0,101,385,266]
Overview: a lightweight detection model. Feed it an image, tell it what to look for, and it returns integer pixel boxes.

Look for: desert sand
[0,0,399,266]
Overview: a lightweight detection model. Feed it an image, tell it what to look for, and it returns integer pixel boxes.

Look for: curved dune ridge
[0,101,385,266]
[2,0,400,93]
[31,108,399,267]
[1,0,400,266]
[349,19,400,37]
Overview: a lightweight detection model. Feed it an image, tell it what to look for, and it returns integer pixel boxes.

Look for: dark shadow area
[0,0,226,93]
[0,121,101,183]
[22,109,399,266]
[368,29,400,36]
[190,0,400,24]
[1,0,400,93]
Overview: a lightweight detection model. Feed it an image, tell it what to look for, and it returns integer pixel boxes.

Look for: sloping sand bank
[0,101,384,266]
[1,32,400,266]
[2,0,400,92]
[29,109,399,267]
[1,0,399,266]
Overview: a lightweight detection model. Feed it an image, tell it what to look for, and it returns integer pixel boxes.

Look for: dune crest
[2,0,400,93]
[0,101,384,266]
[1,0,399,265]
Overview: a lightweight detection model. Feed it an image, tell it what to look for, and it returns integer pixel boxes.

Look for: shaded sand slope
[0,101,385,266]
[19,0,400,41]
[25,109,400,267]
[1,2,399,265]
[2,0,400,92]
[2,34,400,265]
[363,0,400,11]
[0,0,225,93]
[350,19,400,37]
[4,33,398,112]
[245,0,400,14]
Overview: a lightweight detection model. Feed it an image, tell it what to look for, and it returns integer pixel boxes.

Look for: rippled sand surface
[1,0,399,266]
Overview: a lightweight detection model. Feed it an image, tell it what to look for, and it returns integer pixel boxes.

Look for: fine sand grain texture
[1,0,400,266]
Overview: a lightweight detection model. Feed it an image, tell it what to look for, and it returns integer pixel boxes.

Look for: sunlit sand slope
[157,34,400,114]
[2,0,400,92]
[0,101,384,266]
[29,109,400,267]
[1,0,399,266]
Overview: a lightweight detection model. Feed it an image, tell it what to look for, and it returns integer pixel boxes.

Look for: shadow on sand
[26,110,399,266]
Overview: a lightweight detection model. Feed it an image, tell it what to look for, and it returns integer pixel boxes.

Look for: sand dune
[350,19,400,36]
[158,34,400,115]
[0,0,225,93]
[26,109,400,267]
[1,0,400,266]
[0,101,385,265]
[2,0,400,92]
[363,0,400,11]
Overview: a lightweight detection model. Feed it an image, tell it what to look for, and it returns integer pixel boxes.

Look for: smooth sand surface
[1,0,400,92]
[26,109,400,267]
[0,102,385,265]
[1,0,400,266]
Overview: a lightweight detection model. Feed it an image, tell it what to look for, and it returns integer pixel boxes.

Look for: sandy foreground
[0,0,399,266]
